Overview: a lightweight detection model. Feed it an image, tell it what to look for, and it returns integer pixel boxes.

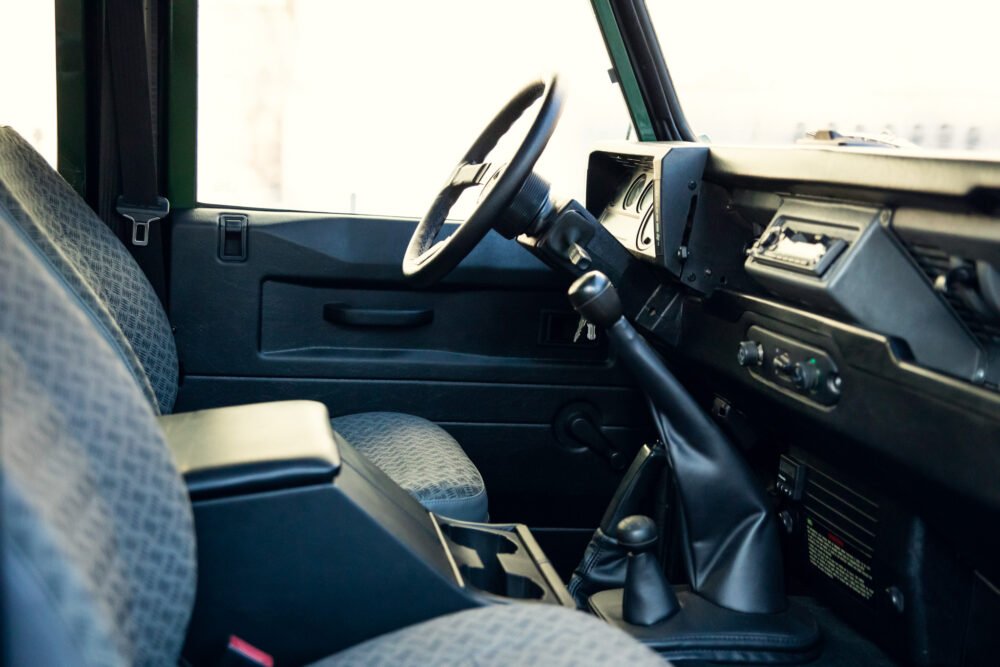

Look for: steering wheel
[403,75,563,286]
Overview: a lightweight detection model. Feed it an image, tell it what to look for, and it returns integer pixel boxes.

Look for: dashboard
[580,139,1000,549]
[572,140,1000,667]
[587,142,997,390]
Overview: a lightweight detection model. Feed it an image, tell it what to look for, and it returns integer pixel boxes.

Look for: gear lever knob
[568,270,623,329]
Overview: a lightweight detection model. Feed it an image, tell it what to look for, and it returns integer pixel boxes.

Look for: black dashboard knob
[737,340,763,366]
[792,362,821,391]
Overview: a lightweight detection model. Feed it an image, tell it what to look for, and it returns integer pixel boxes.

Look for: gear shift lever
[563,257,819,660]
[569,270,786,615]
[618,515,679,626]
[567,270,622,329]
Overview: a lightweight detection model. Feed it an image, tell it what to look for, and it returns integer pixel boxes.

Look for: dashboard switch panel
[743,326,841,406]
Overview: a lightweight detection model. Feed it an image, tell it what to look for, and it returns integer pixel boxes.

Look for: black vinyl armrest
[158,401,341,501]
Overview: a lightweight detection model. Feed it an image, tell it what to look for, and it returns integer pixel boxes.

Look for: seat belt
[105,0,170,304]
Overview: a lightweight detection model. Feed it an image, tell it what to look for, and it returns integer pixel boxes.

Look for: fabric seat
[0,126,487,521]
[332,412,488,521]
[314,603,665,666]
[0,197,666,667]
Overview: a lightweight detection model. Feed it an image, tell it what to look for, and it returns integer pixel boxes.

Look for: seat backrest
[0,127,179,414]
[0,215,196,665]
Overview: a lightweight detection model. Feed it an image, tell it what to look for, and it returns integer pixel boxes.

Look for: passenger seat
[0,127,487,522]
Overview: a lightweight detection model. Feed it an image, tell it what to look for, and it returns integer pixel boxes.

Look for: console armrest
[158,400,340,500]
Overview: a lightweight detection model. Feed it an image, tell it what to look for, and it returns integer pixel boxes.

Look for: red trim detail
[228,635,274,667]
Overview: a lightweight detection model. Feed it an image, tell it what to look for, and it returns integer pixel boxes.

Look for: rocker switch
[218,214,248,261]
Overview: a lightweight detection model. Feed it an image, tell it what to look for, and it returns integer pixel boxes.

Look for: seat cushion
[313,603,667,666]
[331,412,488,522]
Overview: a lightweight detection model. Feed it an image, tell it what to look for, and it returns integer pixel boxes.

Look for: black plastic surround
[745,199,984,382]
[161,401,574,664]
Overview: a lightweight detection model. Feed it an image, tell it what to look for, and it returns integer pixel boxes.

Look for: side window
[197,0,631,217]
[0,0,58,166]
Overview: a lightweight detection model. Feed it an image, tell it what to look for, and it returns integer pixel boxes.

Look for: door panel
[170,209,649,526]
[259,281,608,364]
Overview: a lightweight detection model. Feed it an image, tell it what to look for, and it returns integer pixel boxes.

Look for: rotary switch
[792,362,821,391]
[737,340,763,367]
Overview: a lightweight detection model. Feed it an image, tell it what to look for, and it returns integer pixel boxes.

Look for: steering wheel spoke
[448,161,493,191]
[403,76,562,286]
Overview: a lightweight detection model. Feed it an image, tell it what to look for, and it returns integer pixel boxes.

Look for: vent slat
[608,154,654,170]
[905,241,1000,345]
[803,473,879,557]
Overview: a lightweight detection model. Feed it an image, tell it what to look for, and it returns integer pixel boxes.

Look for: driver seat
[0,126,488,522]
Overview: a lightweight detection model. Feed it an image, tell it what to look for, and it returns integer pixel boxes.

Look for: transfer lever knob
[618,515,679,626]
[617,515,658,550]
[568,270,623,329]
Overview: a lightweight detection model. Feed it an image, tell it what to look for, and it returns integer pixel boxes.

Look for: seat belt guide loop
[116,195,170,246]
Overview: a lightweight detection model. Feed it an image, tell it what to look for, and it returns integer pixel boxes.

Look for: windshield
[647,0,1000,152]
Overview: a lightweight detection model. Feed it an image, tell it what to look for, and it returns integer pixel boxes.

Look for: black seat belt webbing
[105,0,170,303]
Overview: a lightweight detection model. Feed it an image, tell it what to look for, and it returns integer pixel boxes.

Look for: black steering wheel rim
[403,75,563,286]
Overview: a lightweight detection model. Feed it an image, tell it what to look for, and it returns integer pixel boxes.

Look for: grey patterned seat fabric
[0,126,487,521]
[0,128,173,412]
[0,213,665,667]
[0,218,198,666]
[314,604,667,667]
[332,412,487,521]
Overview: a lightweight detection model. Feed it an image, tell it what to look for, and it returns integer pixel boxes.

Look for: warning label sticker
[805,516,875,601]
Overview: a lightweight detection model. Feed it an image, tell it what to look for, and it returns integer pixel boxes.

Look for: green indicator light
[808,358,817,365]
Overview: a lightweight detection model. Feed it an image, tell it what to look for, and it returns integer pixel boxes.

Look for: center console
[566,271,822,663]
[158,401,572,665]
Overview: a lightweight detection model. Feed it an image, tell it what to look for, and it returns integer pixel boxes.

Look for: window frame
[164,0,676,211]
[596,0,696,143]
[49,0,87,195]
[166,0,198,208]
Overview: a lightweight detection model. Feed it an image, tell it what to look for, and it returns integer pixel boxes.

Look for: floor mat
[679,597,896,666]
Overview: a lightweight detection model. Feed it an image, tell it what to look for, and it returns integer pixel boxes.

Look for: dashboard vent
[906,242,1000,345]
[606,153,654,170]
[803,467,878,553]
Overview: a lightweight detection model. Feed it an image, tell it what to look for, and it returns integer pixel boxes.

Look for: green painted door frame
[54,0,199,207]
[54,0,89,198]
[166,0,197,208]
[590,0,656,142]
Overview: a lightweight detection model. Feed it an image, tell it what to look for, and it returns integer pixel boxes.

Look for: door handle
[322,303,434,328]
